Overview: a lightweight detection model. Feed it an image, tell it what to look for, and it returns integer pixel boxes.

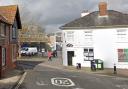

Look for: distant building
[0,5,22,78]
[18,24,48,53]
[47,31,62,51]
[60,2,128,69]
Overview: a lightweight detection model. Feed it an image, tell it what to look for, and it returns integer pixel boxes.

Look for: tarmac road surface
[18,66,128,89]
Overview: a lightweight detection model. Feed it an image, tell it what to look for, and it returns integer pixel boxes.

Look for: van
[21,47,38,56]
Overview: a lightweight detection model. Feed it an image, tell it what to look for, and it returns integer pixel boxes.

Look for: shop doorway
[67,51,74,66]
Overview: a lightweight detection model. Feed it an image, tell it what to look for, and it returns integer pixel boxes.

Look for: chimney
[81,10,90,17]
[99,2,107,16]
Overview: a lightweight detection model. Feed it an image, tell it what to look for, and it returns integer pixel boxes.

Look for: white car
[21,47,38,56]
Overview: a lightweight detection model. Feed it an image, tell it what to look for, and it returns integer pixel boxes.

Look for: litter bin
[95,59,104,70]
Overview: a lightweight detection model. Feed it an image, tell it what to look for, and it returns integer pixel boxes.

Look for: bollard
[113,64,117,74]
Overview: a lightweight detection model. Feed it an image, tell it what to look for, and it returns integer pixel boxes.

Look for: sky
[0,0,128,33]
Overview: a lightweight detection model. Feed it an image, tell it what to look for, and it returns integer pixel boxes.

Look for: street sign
[51,78,75,87]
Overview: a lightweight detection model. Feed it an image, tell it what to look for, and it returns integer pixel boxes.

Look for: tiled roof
[0,5,22,28]
[61,10,128,29]
[0,5,17,24]
[0,14,9,24]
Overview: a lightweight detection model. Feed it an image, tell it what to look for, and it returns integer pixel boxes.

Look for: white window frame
[12,45,16,62]
[84,48,94,61]
[66,31,74,42]
[2,47,6,66]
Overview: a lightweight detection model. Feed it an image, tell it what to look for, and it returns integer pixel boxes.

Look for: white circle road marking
[51,78,75,87]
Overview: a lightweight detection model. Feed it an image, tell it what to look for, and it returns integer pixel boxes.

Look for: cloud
[0,0,15,5]
[1,0,128,33]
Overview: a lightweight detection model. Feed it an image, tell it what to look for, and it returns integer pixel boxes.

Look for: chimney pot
[99,2,107,16]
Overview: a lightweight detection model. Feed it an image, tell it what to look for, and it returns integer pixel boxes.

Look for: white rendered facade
[62,28,128,69]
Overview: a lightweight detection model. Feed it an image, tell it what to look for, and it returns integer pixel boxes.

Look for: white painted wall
[93,29,117,68]
[62,28,128,69]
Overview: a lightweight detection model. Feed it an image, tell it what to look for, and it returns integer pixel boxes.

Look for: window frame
[12,19,18,39]
[0,22,6,36]
[118,48,128,62]
[66,31,74,42]
[84,48,94,61]
[2,47,6,66]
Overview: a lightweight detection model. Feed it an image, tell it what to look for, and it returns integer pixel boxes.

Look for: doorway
[67,51,74,66]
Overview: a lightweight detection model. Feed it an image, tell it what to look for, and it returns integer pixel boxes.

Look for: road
[18,66,128,89]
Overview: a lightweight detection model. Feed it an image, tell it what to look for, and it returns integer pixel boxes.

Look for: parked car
[21,47,38,56]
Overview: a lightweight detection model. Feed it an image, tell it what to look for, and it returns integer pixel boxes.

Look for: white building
[60,2,128,69]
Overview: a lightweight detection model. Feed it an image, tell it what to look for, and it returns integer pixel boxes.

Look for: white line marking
[51,77,75,87]
[36,81,48,86]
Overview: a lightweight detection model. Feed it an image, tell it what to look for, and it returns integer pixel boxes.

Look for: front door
[67,51,74,66]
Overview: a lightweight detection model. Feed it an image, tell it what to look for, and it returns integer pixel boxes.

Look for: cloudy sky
[0,0,128,33]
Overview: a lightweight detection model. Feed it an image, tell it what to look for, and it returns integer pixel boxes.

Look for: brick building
[0,5,22,78]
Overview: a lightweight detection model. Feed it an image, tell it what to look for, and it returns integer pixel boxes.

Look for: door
[67,51,74,66]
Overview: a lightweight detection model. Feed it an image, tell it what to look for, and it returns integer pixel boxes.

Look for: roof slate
[61,10,128,29]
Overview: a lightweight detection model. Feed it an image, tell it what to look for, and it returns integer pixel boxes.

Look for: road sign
[51,78,75,87]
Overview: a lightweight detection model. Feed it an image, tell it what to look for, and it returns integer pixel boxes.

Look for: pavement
[37,53,128,78]
[0,69,23,89]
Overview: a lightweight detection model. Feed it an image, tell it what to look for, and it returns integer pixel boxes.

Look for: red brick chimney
[99,2,107,16]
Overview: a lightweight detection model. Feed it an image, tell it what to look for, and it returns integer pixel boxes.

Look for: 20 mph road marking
[51,78,75,87]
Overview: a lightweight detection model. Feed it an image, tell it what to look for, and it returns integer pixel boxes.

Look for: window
[84,48,94,61]
[0,23,6,36]
[84,30,93,40]
[12,19,18,39]
[116,29,128,42]
[12,25,17,38]
[118,49,128,62]
[2,48,6,66]
[12,45,17,62]
[66,31,74,42]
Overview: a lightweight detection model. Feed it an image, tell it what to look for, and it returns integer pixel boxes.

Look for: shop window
[118,49,128,62]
